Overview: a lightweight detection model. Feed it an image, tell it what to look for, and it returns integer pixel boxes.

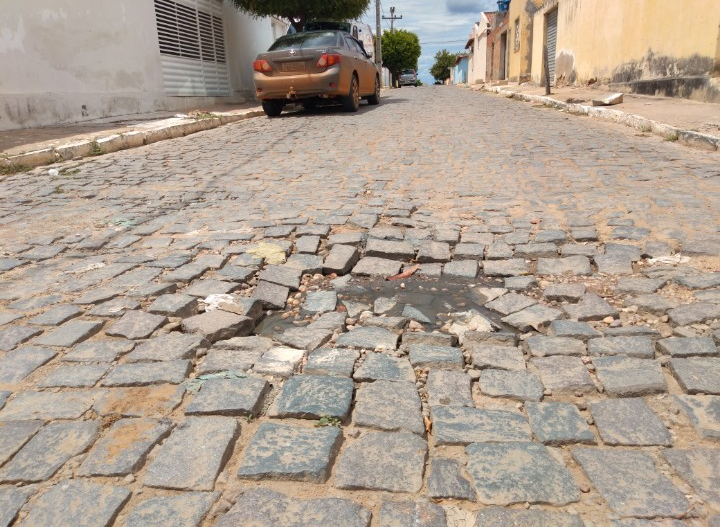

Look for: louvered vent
[154,0,230,96]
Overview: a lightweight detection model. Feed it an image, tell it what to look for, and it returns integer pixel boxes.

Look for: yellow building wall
[508,0,544,82]
[531,0,720,101]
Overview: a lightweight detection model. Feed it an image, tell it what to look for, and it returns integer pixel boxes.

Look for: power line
[382,6,402,32]
[420,39,469,45]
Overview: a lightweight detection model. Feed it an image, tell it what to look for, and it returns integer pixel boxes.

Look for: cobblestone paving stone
[0,86,719,526]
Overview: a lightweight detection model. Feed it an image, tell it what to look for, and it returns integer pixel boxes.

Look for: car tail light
[317,54,341,69]
[253,60,272,73]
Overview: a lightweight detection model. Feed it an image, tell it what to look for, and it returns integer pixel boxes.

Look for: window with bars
[154,0,226,64]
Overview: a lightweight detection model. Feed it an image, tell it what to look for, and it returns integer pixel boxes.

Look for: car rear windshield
[305,21,352,32]
[401,70,415,75]
[269,32,339,51]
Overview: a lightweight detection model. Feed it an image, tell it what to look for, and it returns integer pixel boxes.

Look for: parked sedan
[253,31,380,117]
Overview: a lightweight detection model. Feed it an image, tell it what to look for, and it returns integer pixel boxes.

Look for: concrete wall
[507,0,543,83]
[467,14,491,84]
[531,0,720,102]
[487,13,509,82]
[0,0,282,130]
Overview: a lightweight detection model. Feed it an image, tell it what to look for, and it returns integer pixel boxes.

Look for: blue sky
[361,0,497,83]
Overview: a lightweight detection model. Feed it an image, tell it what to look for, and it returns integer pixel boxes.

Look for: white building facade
[1,0,286,130]
[465,13,491,84]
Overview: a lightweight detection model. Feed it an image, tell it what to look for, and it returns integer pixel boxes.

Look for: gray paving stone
[323,245,360,275]
[0,421,99,483]
[296,235,321,254]
[127,332,208,362]
[668,302,720,326]
[144,416,238,491]
[588,336,655,359]
[573,449,689,518]
[593,356,667,396]
[427,457,475,501]
[544,283,586,302]
[527,336,587,357]
[19,479,130,527]
[431,406,531,445]
[0,258,26,272]
[238,422,341,483]
[453,243,485,260]
[675,272,720,289]
[611,520,687,527]
[38,363,110,388]
[106,311,167,340]
[474,508,585,527]
[329,232,366,246]
[537,256,592,276]
[502,304,563,332]
[215,264,256,282]
[277,324,334,351]
[34,319,103,347]
[401,305,431,324]
[665,452,717,518]
[269,375,354,420]
[480,369,544,402]
[62,338,135,362]
[161,263,211,283]
[669,357,720,394]
[0,313,23,326]
[301,291,337,315]
[253,346,305,377]
[305,347,359,377]
[615,277,667,294]
[258,265,302,290]
[485,241,513,260]
[186,377,270,416]
[594,253,634,275]
[73,286,126,305]
[0,391,7,410]
[466,442,579,506]
[514,243,558,259]
[673,395,720,441]
[526,401,595,445]
[408,345,464,369]
[503,275,537,290]
[0,420,43,467]
[548,320,602,340]
[624,294,679,314]
[337,326,399,350]
[251,280,289,309]
[532,356,595,394]
[402,331,458,349]
[148,294,199,318]
[442,260,478,278]
[353,353,415,382]
[334,431,426,492]
[461,232,493,245]
[102,360,191,386]
[353,380,423,434]
[426,370,473,407]
[124,492,218,527]
[181,311,253,343]
[285,254,324,275]
[0,325,43,352]
[0,486,35,527]
[126,282,177,298]
[28,305,83,326]
[536,229,567,244]
[564,294,618,321]
[561,244,599,257]
[485,293,537,315]
[470,344,525,371]
[378,500,446,527]
[0,346,56,383]
[417,241,451,263]
[213,487,371,527]
[658,337,718,357]
[0,391,95,420]
[88,297,140,317]
[77,418,172,476]
[590,398,671,446]
[365,238,415,261]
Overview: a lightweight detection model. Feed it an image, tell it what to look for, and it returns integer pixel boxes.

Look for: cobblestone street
[1,86,720,527]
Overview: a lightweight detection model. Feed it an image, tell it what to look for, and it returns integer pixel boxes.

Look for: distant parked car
[253,30,380,117]
[398,69,418,87]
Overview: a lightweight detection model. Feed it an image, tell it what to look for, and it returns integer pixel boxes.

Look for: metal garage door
[545,9,558,85]
[154,0,230,96]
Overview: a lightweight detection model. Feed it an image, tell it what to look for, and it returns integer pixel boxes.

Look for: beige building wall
[531,0,720,102]
[507,0,543,83]
[0,0,282,130]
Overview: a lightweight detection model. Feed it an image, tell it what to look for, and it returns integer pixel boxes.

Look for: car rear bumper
[254,69,344,100]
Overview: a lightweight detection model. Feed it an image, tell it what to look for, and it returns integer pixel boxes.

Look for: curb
[0,108,265,173]
[478,86,720,152]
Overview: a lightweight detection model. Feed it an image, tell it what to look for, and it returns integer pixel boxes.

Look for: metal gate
[545,9,558,85]
[154,0,230,96]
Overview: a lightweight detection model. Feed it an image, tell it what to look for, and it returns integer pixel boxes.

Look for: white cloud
[361,0,495,82]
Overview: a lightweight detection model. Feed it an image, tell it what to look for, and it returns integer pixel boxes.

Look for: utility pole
[375,0,382,71]
[383,6,402,33]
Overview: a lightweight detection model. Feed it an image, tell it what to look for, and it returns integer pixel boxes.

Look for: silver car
[398,69,418,87]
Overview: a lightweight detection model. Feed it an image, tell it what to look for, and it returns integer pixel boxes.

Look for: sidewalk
[469,83,720,152]
[0,102,263,173]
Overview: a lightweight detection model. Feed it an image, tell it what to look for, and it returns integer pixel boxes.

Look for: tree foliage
[227,0,371,32]
[381,30,421,82]
[430,49,457,83]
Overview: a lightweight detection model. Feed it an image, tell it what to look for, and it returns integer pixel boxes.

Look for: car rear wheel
[367,76,380,105]
[342,75,360,112]
[262,100,284,117]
